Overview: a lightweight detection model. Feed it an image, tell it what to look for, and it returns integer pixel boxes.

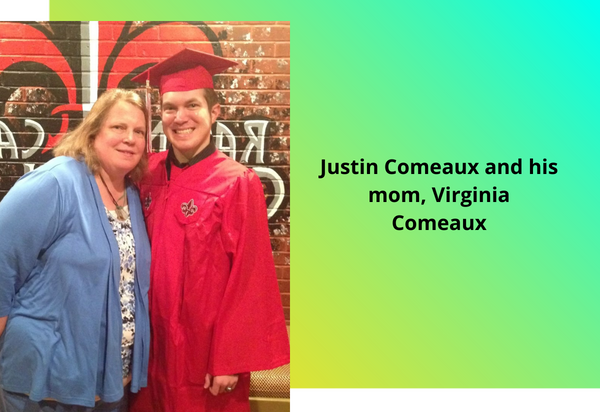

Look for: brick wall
[0,21,290,322]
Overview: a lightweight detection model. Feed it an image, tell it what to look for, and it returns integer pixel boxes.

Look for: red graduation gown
[130,149,289,412]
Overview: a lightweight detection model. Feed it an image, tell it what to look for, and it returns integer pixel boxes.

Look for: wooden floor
[250,397,290,412]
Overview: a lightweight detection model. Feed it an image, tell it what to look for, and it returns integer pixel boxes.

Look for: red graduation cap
[131,48,237,94]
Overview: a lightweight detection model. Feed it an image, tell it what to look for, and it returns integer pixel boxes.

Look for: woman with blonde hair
[0,89,151,411]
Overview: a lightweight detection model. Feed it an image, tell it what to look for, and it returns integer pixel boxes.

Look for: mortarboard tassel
[145,78,152,153]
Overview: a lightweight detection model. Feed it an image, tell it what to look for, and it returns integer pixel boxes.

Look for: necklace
[98,173,128,221]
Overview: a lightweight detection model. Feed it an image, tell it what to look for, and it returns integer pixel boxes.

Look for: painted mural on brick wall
[0,21,290,229]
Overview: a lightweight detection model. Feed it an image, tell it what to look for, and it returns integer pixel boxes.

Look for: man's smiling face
[161,88,220,163]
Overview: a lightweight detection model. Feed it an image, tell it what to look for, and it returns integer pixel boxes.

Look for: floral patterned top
[106,206,136,379]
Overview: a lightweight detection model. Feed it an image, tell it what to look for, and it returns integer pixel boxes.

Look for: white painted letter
[214,121,236,160]
[254,166,285,218]
[21,119,45,159]
[241,120,269,164]
[0,121,18,159]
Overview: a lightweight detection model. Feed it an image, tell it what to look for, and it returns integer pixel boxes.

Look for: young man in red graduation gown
[129,49,290,412]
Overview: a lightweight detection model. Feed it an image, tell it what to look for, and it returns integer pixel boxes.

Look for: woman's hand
[204,373,239,396]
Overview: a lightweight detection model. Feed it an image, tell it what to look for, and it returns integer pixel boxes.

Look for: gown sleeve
[209,169,290,376]
[0,171,62,317]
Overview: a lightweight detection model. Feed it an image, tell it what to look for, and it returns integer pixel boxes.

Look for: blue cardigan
[0,157,150,407]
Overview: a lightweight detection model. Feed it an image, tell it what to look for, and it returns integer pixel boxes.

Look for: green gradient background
[51,2,600,388]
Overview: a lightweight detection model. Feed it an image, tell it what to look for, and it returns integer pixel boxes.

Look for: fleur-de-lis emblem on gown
[181,199,198,218]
